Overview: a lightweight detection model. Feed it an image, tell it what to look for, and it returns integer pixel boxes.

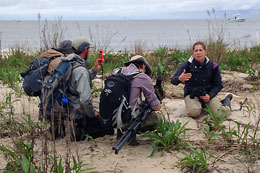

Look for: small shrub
[48,155,97,173]
[142,116,188,157]
[203,124,221,141]
[220,123,237,146]
[0,140,37,172]
[178,143,210,173]
[205,105,227,131]
[152,46,169,58]
[235,122,250,150]
[169,49,190,67]
[88,51,131,75]
[247,68,260,80]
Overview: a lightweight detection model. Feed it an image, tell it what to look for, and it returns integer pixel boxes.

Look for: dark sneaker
[221,94,233,108]
[116,129,123,140]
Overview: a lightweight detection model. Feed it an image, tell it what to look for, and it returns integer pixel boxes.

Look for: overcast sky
[0,0,259,20]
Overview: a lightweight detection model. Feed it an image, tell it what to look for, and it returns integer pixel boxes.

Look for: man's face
[84,48,89,60]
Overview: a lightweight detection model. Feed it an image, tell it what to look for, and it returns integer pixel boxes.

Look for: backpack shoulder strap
[115,67,123,74]
[61,58,85,71]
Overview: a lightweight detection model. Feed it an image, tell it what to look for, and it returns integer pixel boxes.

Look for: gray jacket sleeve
[71,67,95,118]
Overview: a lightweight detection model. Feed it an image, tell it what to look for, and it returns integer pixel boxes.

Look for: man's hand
[153,104,162,111]
[93,59,103,72]
[200,94,210,103]
[178,69,192,83]
[95,112,99,117]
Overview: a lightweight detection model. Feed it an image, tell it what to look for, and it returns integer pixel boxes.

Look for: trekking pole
[98,50,104,89]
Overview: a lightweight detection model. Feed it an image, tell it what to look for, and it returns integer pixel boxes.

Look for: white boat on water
[228,14,246,22]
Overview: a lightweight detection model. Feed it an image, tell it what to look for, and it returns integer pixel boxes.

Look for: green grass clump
[178,143,211,173]
[205,106,227,132]
[0,140,37,172]
[0,50,36,95]
[142,116,188,157]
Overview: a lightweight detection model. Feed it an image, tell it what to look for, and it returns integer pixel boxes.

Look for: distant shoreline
[0,19,259,51]
[0,18,260,22]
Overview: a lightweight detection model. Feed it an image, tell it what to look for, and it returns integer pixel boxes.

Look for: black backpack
[21,57,58,97]
[99,70,140,129]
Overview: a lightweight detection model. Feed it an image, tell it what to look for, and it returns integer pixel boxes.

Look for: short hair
[192,41,206,51]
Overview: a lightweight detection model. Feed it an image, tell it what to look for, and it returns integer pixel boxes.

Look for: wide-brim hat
[124,55,152,76]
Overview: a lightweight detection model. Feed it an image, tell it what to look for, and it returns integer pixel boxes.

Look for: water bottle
[61,96,69,104]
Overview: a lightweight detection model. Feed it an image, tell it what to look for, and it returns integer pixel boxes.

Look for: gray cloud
[0,0,259,20]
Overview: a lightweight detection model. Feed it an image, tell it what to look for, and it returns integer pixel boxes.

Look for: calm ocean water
[0,19,259,51]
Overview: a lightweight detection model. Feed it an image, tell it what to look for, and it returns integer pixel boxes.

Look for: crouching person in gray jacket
[47,37,106,141]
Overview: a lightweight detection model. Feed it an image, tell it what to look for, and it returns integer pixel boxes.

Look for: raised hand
[178,69,192,83]
[93,59,103,72]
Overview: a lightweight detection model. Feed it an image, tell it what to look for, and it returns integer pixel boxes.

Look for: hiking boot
[116,129,123,140]
[138,125,156,134]
[70,124,86,142]
[105,127,114,135]
[221,94,233,108]
[128,133,139,146]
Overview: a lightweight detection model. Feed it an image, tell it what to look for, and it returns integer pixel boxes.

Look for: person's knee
[154,113,163,122]
[185,96,202,118]
[217,106,231,116]
[187,108,201,118]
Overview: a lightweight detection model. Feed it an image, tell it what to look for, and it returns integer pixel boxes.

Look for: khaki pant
[185,95,230,118]
[131,110,163,132]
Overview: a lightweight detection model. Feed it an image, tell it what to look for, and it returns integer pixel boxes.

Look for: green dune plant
[0,140,37,172]
[48,155,97,173]
[169,49,190,67]
[178,143,211,173]
[88,51,131,75]
[202,124,222,142]
[142,116,188,157]
[205,105,227,132]
[0,50,35,96]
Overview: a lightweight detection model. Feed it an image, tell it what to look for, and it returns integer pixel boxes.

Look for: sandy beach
[0,70,259,172]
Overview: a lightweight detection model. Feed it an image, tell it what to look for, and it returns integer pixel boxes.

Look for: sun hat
[57,40,74,54]
[124,55,152,76]
[72,37,95,53]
